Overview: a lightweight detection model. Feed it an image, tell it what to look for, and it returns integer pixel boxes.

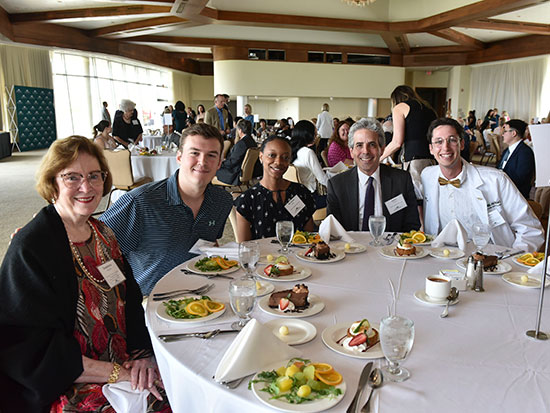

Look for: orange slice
[185,301,208,317]
[315,370,343,386]
[214,256,230,270]
[311,363,333,374]
[203,300,225,313]
[525,258,540,266]
[519,253,534,261]
[225,260,238,268]
[412,232,427,243]
[292,234,307,244]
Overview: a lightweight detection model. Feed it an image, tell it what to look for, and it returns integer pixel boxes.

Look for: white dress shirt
[500,139,521,170]
[294,147,328,192]
[357,166,383,230]
[437,168,474,235]
[316,110,333,140]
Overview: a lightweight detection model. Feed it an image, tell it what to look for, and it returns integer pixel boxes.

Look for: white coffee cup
[425,275,451,300]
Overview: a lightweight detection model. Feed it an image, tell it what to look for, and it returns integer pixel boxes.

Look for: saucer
[414,289,459,306]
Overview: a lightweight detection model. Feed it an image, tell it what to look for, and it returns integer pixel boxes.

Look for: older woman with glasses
[0,136,168,412]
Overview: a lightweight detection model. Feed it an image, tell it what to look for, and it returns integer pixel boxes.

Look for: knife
[500,250,525,260]
[346,361,373,413]
[269,240,306,248]
[158,329,237,342]
[180,269,234,280]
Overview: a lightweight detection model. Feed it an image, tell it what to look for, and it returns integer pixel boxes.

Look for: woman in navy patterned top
[235,135,316,241]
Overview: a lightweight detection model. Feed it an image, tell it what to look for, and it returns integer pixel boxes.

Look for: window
[308,52,324,63]
[326,53,342,64]
[347,54,390,65]
[248,49,266,60]
[267,50,285,61]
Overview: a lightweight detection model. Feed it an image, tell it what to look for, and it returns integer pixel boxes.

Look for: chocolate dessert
[473,252,498,271]
[305,241,334,260]
[268,284,309,310]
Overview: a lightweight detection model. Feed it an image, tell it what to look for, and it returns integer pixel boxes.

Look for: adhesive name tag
[285,195,306,217]
[132,119,139,125]
[97,260,126,288]
[385,194,407,215]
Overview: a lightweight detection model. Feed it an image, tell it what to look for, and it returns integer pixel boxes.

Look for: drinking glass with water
[238,241,260,279]
[380,315,415,382]
[276,221,294,254]
[229,278,256,330]
[368,215,386,246]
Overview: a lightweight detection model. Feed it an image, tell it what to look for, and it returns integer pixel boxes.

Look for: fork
[152,284,214,301]
[213,376,246,389]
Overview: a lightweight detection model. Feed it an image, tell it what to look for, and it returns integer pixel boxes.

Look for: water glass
[276,221,294,255]
[229,278,256,330]
[368,215,386,246]
[380,315,415,382]
[472,222,490,252]
[238,241,260,279]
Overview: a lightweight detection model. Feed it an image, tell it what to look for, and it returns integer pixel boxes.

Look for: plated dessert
[395,238,417,256]
[337,319,379,353]
[264,256,294,277]
[472,252,499,271]
[268,284,310,313]
[304,241,334,260]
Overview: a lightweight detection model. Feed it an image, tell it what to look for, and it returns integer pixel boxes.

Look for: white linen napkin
[102,382,149,413]
[318,214,355,243]
[325,161,349,178]
[214,318,301,383]
[527,258,550,275]
[431,219,467,251]
[196,241,239,261]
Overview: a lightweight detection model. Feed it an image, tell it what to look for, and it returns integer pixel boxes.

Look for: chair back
[239,147,260,185]
[528,200,543,219]
[283,164,301,184]
[488,133,502,163]
[222,140,232,159]
[469,141,479,161]
[321,149,329,167]
[103,149,135,189]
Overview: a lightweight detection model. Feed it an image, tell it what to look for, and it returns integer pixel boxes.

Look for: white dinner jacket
[421,161,544,251]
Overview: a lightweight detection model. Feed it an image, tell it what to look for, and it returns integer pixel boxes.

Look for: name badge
[488,209,506,227]
[285,195,306,218]
[385,194,407,215]
[132,119,139,125]
[97,260,126,288]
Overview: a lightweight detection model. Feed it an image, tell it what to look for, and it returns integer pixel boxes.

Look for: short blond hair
[36,136,112,203]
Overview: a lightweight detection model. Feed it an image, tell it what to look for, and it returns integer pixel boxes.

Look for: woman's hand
[123,357,164,401]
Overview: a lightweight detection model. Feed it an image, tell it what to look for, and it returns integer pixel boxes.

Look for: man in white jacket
[316,103,333,153]
[421,118,543,251]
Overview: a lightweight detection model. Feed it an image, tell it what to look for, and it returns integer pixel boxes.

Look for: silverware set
[212,375,246,389]
[152,283,214,301]
[158,328,238,342]
[383,232,398,245]
[347,362,384,413]
[180,268,234,279]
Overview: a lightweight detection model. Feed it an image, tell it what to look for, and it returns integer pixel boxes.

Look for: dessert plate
[414,290,459,306]
[379,246,428,260]
[332,242,367,254]
[256,280,275,297]
[429,247,465,260]
[456,258,512,275]
[264,319,317,345]
[295,249,346,264]
[185,256,240,275]
[257,294,325,318]
[321,322,383,359]
[256,266,312,282]
[155,298,227,323]
[502,272,550,289]
[251,360,346,413]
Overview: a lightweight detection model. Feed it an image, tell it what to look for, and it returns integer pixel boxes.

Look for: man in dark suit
[215,119,259,185]
[327,117,420,232]
[497,119,534,199]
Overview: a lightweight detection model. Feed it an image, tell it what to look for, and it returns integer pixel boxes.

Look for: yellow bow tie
[438,177,461,188]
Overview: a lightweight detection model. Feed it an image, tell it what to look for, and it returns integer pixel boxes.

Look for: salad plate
[185,256,240,275]
[257,266,312,282]
[264,319,317,345]
[456,258,512,275]
[258,294,325,318]
[295,250,345,264]
[155,297,226,324]
[321,322,383,360]
[379,246,428,260]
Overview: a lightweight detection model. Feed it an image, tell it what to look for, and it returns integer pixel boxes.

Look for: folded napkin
[196,241,239,261]
[325,161,349,179]
[431,219,467,251]
[214,318,301,383]
[527,258,550,275]
[318,214,355,243]
[102,381,149,413]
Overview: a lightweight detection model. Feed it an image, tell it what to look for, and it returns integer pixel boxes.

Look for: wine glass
[472,222,491,253]
[380,315,415,382]
[238,241,260,279]
[229,278,256,330]
[368,215,386,246]
[276,221,294,254]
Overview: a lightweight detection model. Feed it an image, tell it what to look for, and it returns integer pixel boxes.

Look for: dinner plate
[295,249,346,264]
[332,242,367,254]
[429,247,465,260]
[379,246,429,260]
[321,322,383,359]
[255,280,275,296]
[185,256,240,275]
[258,294,325,318]
[251,360,346,413]
[155,297,226,323]
[456,258,512,275]
[264,319,317,345]
[256,265,312,282]
[502,272,550,289]
[414,290,459,306]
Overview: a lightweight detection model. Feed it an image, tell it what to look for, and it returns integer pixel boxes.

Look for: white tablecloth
[131,152,178,182]
[141,135,163,150]
[145,233,550,412]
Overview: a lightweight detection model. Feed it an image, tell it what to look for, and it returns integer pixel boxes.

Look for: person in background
[112,99,143,147]
[467,110,476,131]
[101,101,111,125]
[327,120,353,167]
[276,118,292,138]
[257,118,269,141]
[172,100,188,133]
[235,135,316,241]
[205,94,230,138]
[316,103,333,153]
[501,110,510,122]
[186,106,196,124]
[287,117,295,129]
[196,104,206,121]
[92,120,117,149]
[0,136,167,412]
[162,124,180,147]
[243,104,254,125]
[223,94,234,130]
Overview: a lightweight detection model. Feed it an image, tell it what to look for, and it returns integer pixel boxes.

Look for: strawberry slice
[348,333,367,346]
[279,298,290,311]
[264,265,274,276]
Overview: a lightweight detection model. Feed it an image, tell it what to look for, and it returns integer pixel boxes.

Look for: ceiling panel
[1,0,129,13]
[452,27,526,42]
[60,14,169,29]
[407,33,458,47]
[493,2,550,24]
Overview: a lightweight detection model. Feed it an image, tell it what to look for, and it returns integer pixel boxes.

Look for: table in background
[141,135,163,150]
[146,233,550,412]
[131,152,178,182]
[0,132,11,159]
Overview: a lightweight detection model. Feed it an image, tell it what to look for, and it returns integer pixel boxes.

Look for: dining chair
[212,147,260,192]
[321,149,329,168]
[283,164,301,183]
[102,149,153,209]
[222,140,232,160]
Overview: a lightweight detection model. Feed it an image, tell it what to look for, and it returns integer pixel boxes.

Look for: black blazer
[327,164,420,232]
[216,134,258,185]
[498,141,535,199]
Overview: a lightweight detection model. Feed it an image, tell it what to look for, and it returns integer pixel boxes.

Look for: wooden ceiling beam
[89,16,186,37]
[467,34,550,64]
[380,33,410,53]
[9,5,171,23]
[169,51,212,60]
[459,18,550,35]
[0,5,14,40]
[429,28,485,49]
[409,45,476,54]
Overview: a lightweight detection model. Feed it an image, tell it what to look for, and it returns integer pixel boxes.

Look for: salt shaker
[465,255,477,290]
[474,265,485,292]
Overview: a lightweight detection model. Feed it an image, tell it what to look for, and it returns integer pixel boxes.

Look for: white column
[236,96,248,117]
[367,98,377,117]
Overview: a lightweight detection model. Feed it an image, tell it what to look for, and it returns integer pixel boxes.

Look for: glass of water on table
[229,278,256,330]
[276,220,294,255]
[238,241,260,279]
[380,315,415,382]
[368,215,386,246]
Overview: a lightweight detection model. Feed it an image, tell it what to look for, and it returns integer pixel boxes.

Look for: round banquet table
[145,233,550,413]
[141,135,163,150]
[131,152,178,182]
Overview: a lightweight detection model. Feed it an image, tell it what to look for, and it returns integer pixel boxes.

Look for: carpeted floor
[0,149,236,261]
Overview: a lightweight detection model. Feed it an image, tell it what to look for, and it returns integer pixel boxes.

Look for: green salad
[194,256,237,272]
[163,295,211,319]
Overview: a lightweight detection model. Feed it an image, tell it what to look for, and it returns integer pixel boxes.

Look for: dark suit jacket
[327,164,420,232]
[498,141,534,199]
[216,134,257,185]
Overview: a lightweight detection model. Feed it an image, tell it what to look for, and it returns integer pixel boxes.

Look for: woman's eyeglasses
[59,171,108,188]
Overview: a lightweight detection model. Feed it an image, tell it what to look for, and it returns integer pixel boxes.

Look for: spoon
[360,368,383,413]
[440,287,459,318]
